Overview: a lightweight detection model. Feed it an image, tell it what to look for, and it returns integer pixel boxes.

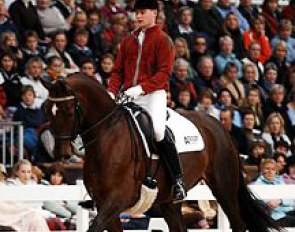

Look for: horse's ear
[40,78,54,91]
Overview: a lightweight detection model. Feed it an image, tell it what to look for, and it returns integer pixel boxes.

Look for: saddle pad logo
[184,136,198,145]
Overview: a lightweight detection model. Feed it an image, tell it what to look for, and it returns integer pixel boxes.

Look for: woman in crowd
[45,31,79,75]
[262,112,292,157]
[252,158,295,226]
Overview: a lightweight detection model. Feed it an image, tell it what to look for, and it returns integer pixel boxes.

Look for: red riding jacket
[107,25,175,95]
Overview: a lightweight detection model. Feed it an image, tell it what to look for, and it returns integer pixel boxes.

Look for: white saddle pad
[166,109,205,153]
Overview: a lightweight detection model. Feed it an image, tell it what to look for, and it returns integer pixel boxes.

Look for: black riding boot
[157,130,186,202]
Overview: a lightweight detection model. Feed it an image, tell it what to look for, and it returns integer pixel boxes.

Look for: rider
[107,0,186,201]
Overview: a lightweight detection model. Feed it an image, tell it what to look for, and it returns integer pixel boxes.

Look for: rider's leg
[134,90,186,202]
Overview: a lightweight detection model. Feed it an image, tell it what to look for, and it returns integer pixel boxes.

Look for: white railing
[1,182,295,232]
[0,122,24,168]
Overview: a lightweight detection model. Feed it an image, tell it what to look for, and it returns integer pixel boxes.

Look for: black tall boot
[157,130,186,202]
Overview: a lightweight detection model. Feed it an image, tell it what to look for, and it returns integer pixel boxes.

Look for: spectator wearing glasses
[190,35,210,72]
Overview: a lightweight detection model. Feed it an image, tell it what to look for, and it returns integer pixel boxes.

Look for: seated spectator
[171,6,196,52]
[274,140,292,158]
[155,11,168,33]
[192,0,223,51]
[0,52,22,113]
[262,112,292,157]
[240,109,262,145]
[283,155,295,184]
[170,58,197,106]
[174,37,190,61]
[43,56,66,82]
[45,31,79,75]
[36,0,70,36]
[241,63,258,91]
[243,15,271,64]
[222,12,247,59]
[80,58,102,83]
[0,31,23,65]
[0,0,18,37]
[13,85,46,160]
[261,0,281,40]
[219,107,250,155]
[286,89,295,142]
[265,41,289,85]
[241,42,264,81]
[215,88,242,127]
[21,31,46,72]
[215,0,249,32]
[194,88,219,119]
[273,152,287,175]
[68,28,94,66]
[263,84,293,136]
[8,0,47,42]
[240,87,264,129]
[271,19,295,64]
[194,55,218,93]
[96,53,114,88]
[214,35,243,77]
[175,87,195,110]
[258,62,278,102]
[244,138,268,168]
[190,35,211,72]
[43,164,78,220]
[218,62,246,107]
[252,158,295,227]
[21,57,48,106]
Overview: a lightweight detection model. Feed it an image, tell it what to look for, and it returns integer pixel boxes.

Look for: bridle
[48,94,83,141]
[47,91,125,147]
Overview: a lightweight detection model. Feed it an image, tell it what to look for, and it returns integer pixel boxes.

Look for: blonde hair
[260,158,276,171]
[264,112,285,134]
[174,37,190,60]
[32,165,44,183]
[242,62,257,76]
[13,159,32,177]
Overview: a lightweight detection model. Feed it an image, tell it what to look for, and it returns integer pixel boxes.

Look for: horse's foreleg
[153,203,187,232]
[87,204,123,232]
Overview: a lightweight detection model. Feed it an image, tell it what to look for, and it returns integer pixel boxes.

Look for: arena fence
[0,121,24,168]
[0,181,295,232]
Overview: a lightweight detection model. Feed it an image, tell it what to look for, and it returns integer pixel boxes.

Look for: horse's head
[42,79,83,160]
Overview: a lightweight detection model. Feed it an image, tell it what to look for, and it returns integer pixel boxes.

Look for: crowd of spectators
[0,0,294,230]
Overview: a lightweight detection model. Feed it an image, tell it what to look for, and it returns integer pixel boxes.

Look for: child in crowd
[245,138,268,168]
[13,85,46,161]
[43,56,66,82]
[68,28,94,66]
[80,58,102,83]
[97,53,115,88]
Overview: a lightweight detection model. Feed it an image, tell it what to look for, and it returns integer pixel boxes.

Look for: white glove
[107,91,115,100]
[124,85,144,99]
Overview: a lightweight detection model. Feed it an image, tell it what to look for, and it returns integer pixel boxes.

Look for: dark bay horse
[42,74,281,232]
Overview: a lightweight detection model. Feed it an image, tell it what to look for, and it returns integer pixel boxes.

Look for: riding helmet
[134,0,158,10]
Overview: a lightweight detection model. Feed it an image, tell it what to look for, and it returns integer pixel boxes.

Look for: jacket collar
[132,25,161,37]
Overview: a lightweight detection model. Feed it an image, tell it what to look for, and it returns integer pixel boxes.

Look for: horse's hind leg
[207,170,246,231]
[153,202,187,232]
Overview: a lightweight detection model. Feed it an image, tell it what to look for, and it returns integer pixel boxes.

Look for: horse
[41,73,281,232]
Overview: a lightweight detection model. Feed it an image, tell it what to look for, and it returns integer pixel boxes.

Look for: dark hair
[74,28,89,37]
[81,58,97,70]
[21,85,35,96]
[47,163,67,183]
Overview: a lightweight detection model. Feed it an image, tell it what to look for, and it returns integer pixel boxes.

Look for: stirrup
[172,179,187,203]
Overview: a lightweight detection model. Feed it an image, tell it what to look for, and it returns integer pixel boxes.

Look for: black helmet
[134,0,158,10]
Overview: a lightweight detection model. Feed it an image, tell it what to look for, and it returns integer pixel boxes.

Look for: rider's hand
[124,85,144,99]
[107,91,115,100]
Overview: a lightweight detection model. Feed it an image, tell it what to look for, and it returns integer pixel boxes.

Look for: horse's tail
[238,168,284,232]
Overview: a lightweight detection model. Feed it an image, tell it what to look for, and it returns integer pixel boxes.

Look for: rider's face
[135,9,157,30]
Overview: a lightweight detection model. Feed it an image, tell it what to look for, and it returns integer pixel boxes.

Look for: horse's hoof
[78,200,95,209]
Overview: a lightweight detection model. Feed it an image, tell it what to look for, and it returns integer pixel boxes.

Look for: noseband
[48,95,83,141]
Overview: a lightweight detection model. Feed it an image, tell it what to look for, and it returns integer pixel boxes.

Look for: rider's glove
[124,85,144,99]
[107,91,115,100]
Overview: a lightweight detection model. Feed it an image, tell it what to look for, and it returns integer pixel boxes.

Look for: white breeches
[133,90,167,142]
